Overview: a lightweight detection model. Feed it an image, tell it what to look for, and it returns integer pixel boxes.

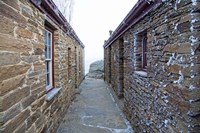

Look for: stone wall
[104,1,200,132]
[0,0,84,132]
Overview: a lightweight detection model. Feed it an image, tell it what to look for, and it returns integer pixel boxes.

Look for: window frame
[68,47,71,81]
[44,27,55,92]
[141,32,147,70]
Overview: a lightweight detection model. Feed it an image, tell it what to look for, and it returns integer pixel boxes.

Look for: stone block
[22,95,37,109]
[0,75,25,96]
[21,5,33,18]
[0,52,20,66]
[167,64,180,74]
[0,17,15,35]
[0,2,26,25]
[16,27,33,39]
[26,125,36,133]
[1,103,21,126]
[1,86,30,111]
[28,19,38,27]
[35,115,45,130]
[13,122,26,133]
[177,21,191,33]
[1,0,20,11]
[33,62,45,71]
[27,110,41,129]
[0,34,32,53]
[189,87,200,100]
[163,43,191,54]
[21,55,40,64]
[0,64,30,82]
[3,109,30,133]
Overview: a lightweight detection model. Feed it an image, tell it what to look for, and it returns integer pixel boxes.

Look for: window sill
[46,87,61,101]
[134,71,148,77]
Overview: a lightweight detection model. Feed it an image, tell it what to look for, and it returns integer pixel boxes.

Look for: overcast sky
[71,0,137,73]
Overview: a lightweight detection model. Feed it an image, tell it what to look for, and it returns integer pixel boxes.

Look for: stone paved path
[57,78,134,133]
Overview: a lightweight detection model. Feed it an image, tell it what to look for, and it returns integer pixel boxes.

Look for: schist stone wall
[104,1,200,132]
[0,0,85,133]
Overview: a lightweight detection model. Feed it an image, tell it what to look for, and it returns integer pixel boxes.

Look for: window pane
[46,73,50,86]
[46,62,49,72]
[45,45,47,58]
[48,32,51,46]
[48,46,51,59]
[44,29,53,89]
[45,31,48,45]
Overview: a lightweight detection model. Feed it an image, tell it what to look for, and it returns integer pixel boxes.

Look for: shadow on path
[57,78,134,133]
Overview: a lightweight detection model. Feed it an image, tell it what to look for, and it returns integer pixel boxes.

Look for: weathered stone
[34,48,43,55]
[189,87,200,100]
[1,86,30,111]
[86,60,104,79]
[177,21,191,33]
[0,17,15,35]
[26,125,36,133]
[35,115,45,130]
[0,2,26,25]
[21,5,33,18]
[3,109,30,133]
[14,123,26,133]
[0,64,30,82]
[167,64,180,74]
[28,19,38,27]
[33,62,45,71]
[21,55,40,63]
[31,85,45,98]
[163,84,190,101]
[0,75,25,96]
[1,103,21,125]
[22,95,37,109]
[27,110,41,129]
[16,27,33,39]
[0,34,32,53]
[1,0,20,11]
[0,52,20,66]
[163,43,191,53]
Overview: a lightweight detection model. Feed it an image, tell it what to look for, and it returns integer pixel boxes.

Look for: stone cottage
[104,0,199,132]
[0,0,84,132]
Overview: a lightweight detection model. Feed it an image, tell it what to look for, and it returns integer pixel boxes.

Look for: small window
[68,47,71,80]
[134,31,147,71]
[141,32,147,70]
[45,29,53,91]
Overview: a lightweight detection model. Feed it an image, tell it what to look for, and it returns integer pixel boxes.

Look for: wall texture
[104,1,200,132]
[0,0,84,132]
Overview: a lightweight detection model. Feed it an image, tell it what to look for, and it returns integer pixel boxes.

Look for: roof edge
[103,0,162,48]
[30,0,85,48]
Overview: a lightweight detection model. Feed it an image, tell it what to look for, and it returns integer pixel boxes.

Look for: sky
[55,0,138,73]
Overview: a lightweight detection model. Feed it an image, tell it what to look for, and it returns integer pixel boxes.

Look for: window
[141,32,147,70]
[134,31,147,71]
[45,29,54,91]
[68,47,71,80]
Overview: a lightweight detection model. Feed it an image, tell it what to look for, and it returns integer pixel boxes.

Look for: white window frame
[45,29,53,91]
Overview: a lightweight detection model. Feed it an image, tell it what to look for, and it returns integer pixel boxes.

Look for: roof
[103,0,162,48]
[30,0,85,48]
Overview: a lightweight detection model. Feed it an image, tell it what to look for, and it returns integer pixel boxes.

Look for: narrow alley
[57,78,134,133]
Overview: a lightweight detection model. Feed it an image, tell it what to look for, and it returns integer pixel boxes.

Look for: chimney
[109,30,113,36]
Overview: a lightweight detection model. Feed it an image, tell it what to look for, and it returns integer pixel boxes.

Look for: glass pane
[46,73,50,86]
[45,45,47,58]
[46,62,49,72]
[45,31,48,45]
[48,32,51,46]
[47,46,51,59]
